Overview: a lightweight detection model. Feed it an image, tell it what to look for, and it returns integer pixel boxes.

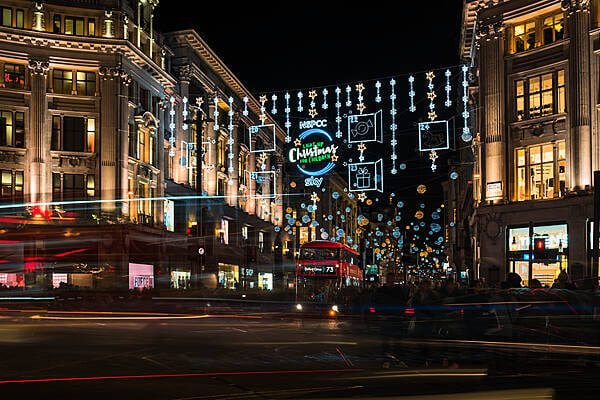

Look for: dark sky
[155,2,466,259]
[155,1,465,93]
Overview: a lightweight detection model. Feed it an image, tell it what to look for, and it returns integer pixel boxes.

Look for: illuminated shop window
[220,218,229,245]
[514,70,565,121]
[0,170,23,205]
[515,140,566,201]
[514,20,536,52]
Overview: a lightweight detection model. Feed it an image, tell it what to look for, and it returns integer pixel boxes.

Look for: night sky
[155,1,466,259]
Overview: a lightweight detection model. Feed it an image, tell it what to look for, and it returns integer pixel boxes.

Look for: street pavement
[0,308,598,399]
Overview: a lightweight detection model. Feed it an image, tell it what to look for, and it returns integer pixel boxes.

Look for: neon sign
[288,122,338,187]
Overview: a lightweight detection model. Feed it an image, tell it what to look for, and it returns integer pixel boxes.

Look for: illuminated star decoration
[308,108,318,118]
[308,90,317,100]
[294,138,302,147]
[429,150,438,172]
[427,91,437,101]
[310,192,320,202]
[425,71,435,82]
[331,153,338,162]
[356,83,365,113]
[357,142,367,161]
[259,152,268,171]
[308,90,318,117]
[358,192,367,202]
[428,111,437,121]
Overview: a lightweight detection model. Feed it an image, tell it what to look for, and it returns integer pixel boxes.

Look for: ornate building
[461,0,599,286]
[0,0,288,291]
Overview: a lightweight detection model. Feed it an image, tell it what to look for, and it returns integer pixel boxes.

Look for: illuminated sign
[288,122,338,187]
[164,199,174,232]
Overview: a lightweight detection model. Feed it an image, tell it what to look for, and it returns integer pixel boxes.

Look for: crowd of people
[358,271,600,369]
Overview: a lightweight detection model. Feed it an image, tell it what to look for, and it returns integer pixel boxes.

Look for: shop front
[128,262,155,290]
[171,270,191,289]
[507,223,568,287]
[258,272,273,290]
[218,263,239,289]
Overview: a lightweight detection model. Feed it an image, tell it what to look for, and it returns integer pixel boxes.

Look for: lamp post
[184,99,213,288]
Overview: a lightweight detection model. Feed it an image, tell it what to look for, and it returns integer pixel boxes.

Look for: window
[63,173,85,201]
[217,136,226,168]
[514,70,565,121]
[88,18,95,36]
[514,20,536,52]
[513,11,565,54]
[239,152,247,185]
[1,170,23,204]
[53,14,61,33]
[217,177,226,197]
[258,231,265,253]
[63,116,85,152]
[220,218,229,245]
[515,141,566,201]
[0,111,24,147]
[76,71,96,96]
[86,118,95,152]
[543,13,564,45]
[52,116,95,152]
[128,123,137,158]
[53,70,73,95]
[15,9,23,29]
[242,225,249,240]
[2,7,12,27]
[64,16,84,36]
[4,63,25,89]
[86,175,95,198]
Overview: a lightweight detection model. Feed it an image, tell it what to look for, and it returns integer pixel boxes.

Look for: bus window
[299,248,339,260]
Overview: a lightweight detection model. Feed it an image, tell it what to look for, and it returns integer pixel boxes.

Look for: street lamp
[184,100,213,288]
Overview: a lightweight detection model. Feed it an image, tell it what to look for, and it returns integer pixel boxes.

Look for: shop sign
[288,123,338,187]
[133,275,153,289]
[486,181,502,198]
[164,199,174,232]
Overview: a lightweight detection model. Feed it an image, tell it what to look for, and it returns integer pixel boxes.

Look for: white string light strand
[390,78,398,175]
[408,75,416,112]
[322,88,328,109]
[242,96,249,116]
[461,65,472,142]
[169,96,175,157]
[356,83,365,113]
[297,91,304,113]
[213,95,220,131]
[259,95,267,124]
[182,96,189,131]
[284,92,291,143]
[335,87,342,138]
[375,81,382,103]
[227,96,234,179]
[444,69,452,107]
[345,85,352,107]
[271,94,277,114]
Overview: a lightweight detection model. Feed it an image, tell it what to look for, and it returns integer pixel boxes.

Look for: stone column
[228,113,240,206]
[27,59,49,206]
[118,70,131,216]
[478,21,506,202]
[263,155,271,221]
[563,0,592,190]
[99,67,120,213]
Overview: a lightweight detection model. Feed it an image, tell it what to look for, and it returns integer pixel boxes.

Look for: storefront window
[258,272,273,290]
[508,224,568,287]
[128,263,154,290]
[218,263,239,289]
[171,270,190,289]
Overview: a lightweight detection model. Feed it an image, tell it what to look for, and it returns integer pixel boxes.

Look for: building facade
[0,0,288,291]
[461,0,600,286]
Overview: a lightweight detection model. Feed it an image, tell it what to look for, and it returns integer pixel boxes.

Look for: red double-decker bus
[295,240,363,315]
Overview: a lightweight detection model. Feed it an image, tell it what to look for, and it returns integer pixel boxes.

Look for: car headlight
[296,303,303,311]
[331,305,339,312]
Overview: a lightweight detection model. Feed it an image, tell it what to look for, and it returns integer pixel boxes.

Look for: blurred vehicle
[295,240,363,316]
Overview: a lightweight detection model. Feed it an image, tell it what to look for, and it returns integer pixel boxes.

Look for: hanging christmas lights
[444,69,452,107]
[242,96,249,116]
[322,88,328,109]
[284,92,291,143]
[271,94,277,114]
[461,64,472,142]
[182,96,189,131]
[227,96,234,179]
[345,85,352,107]
[390,78,398,175]
[375,81,382,103]
[213,95,220,131]
[168,96,175,157]
[297,91,304,113]
[356,83,365,113]
[408,75,416,112]
[335,87,342,138]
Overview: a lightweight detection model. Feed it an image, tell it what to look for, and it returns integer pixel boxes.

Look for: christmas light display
[227,96,234,178]
[335,87,342,138]
[408,75,416,112]
[168,96,175,157]
[461,64,472,142]
[444,69,452,107]
[242,96,249,116]
[271,94,277,114]
[284,92,291,143]
[213,95,220,131]
[297,91,304,113]
[390,78,398,174]
[375,81,382,103]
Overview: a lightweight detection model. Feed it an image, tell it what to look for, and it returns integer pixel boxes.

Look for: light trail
[0,368,363,384]
[29,314,211,321]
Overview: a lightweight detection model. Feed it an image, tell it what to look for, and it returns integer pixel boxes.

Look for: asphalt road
[0,309,599,399]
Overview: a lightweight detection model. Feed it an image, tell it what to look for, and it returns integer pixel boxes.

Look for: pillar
[99,67,119,213]
[478,21,506,203]
[27,59,49,206]
[563,0,592,190]
[274,158,283,227]
[118,70,131,216]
